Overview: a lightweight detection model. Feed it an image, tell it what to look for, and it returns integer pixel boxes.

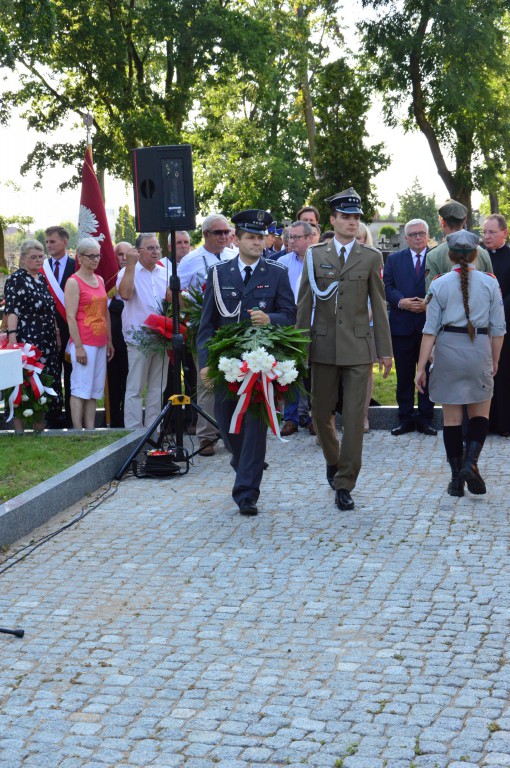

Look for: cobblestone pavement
[1,430,510,768]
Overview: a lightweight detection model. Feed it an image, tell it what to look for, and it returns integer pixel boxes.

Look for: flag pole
[82,111,112,428]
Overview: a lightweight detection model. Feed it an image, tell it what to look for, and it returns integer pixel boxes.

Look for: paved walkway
[1,429,510,768]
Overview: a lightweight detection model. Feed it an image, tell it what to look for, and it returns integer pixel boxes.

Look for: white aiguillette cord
[306,248,339,301]
[212,265,242,319]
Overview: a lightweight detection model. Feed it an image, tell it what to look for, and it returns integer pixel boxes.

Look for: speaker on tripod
[116,145,219,481]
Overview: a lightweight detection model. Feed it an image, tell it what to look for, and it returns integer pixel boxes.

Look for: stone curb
[0,429,145,548]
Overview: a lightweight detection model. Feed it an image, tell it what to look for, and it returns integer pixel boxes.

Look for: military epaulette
[360,243,381,254]
[265,258,287,270]
[431,274,443,281]
[485,271,497,279]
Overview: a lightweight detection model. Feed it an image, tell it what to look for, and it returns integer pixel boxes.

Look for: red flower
[144,314,187,340]
[227,381,240,392]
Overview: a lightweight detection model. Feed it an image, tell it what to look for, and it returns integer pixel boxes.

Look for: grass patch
[0,432,128,503]
[372,363,397,406]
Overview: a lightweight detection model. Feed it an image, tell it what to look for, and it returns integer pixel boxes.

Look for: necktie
[339,246,346,269]
[243,265,252,286]
[53,259,60,282]
[415,253,421,276]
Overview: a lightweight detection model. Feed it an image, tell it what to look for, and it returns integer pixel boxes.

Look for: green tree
[360,0,510,225]
[0,215,34,269]
[397,179,439,238]
[60,220,78,249]
[309,58,389,224]
[115,205,136,245]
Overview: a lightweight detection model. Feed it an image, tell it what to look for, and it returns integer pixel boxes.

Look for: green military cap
[437,199,467,222]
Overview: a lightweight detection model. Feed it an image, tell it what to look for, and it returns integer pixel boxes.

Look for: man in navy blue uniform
[383,218,436,435]
[197,209,296,516]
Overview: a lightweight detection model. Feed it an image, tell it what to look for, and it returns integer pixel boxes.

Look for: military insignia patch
[320,263,334,268]
[259,300,267,309]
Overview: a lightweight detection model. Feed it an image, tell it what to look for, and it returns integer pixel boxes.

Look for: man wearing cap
[262,222,279,258]
[177,214,236,456]
[384,218,436,436]
[425,199,492,290]
[296,187,393,511]
[197,209,296,516]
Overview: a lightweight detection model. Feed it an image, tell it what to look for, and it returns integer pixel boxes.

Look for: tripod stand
[115,228,219,481]
[0,626,24,638]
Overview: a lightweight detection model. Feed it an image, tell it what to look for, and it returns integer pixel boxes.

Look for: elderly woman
[64,238,114,429]
[5,239,59,433]
[416,230,506,496]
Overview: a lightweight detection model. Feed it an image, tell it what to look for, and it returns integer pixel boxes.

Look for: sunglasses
[208,229,230,236]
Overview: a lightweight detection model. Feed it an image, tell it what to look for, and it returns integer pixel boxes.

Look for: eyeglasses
[407,231,427,238]
[288,234,308,241]
[208,229,230,236]
[482,229,502,236]
[141,245,162,253]
[25,253,44,260]
[81,253,101,259]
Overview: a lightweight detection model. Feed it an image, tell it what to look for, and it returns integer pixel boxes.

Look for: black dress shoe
[238,499,258,516]
[326,464,337,490]
[416,423,437,436]
[391,422,415,436]
[335,489,354,510]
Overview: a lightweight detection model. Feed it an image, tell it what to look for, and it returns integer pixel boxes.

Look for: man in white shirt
[177,214,236,455]
[117,233,171,429]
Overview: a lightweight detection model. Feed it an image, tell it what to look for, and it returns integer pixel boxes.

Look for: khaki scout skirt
[429,330,494,405]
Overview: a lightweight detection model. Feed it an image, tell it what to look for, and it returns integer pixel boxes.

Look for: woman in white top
[416,230,505,496]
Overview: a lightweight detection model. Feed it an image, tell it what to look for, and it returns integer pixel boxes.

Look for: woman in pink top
[65,238,114,429]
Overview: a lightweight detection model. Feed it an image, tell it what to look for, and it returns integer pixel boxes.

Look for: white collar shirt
[177,244,236,290]
[116,261,169,344]
[333,237,355,262]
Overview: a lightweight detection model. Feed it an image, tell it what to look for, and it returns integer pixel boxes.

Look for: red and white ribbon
[228,368,287,442]
[6,343,57,421]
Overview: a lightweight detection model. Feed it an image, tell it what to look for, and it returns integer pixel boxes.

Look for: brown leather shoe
[198,439,215,456]
[280,421,298,436]
[308,422,316,435]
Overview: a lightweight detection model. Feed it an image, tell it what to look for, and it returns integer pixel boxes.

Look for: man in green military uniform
[296,188,393,511]
[425,199,492,290]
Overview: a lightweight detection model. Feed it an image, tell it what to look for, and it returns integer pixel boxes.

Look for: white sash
[41,259,67,320]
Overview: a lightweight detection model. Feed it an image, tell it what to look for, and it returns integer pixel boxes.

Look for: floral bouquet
[180,283,205,351]
[206,323,310,439]
[130,298,188,357]
[1,340,57,427]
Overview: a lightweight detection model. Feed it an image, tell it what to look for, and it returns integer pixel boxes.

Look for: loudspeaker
[131,144,196,232]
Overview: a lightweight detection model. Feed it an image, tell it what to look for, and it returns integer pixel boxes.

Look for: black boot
[447,457,464,497]
[459,441,486,494]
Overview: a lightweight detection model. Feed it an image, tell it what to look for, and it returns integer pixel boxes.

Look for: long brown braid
[458,255,475,341]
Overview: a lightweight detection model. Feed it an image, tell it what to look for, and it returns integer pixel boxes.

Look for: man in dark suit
[43,225,76,428]
[197,209,296,516]
[383,218,436,436]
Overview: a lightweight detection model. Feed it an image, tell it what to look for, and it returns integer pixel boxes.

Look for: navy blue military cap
[325,187,363,215]
[231,209,274,234]
[267,221,278,234]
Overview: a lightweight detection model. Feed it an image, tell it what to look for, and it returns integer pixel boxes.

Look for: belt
[442,325,488,335]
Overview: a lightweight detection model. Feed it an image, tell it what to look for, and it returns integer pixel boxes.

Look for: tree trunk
[0,227,6,270]
[489,191,499,213]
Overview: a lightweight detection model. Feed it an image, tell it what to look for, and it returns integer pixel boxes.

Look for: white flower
[22,394,29,402]
[23,409,34,417]
[39,396,47,405]
[219,356,243,382]
[242,347,276,374]
[276,359,299,386]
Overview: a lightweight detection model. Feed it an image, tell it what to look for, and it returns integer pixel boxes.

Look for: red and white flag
[78,145,118,293]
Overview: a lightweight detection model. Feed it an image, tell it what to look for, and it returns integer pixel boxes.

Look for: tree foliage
[397,178,440,238]
[114,204,136,245]
[360,0,510,224]
[0,0,384,225]
[309,58,389,224]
